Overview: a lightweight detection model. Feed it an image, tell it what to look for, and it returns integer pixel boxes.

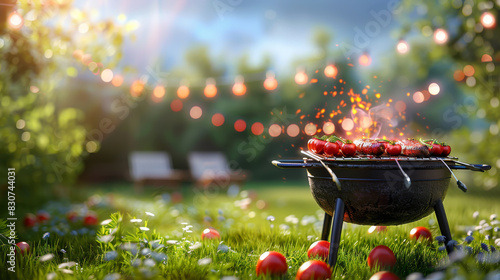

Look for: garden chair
[128,151,186,192]
[188,152,247,189]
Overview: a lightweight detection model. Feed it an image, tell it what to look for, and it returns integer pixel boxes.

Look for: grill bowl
[306,160,450,225]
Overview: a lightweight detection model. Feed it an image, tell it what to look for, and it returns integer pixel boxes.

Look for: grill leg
[434,199,454,254]
[321,213,333,241]
[328,198,345,269]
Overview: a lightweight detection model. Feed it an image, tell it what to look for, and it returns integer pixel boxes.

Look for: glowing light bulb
[433,28,448,45]
[204,78,217,98]
[177,82,190,99]
[8,11,23,30]
[358,53,372,66]
[480,12,496,29]
[263,71,278,91]
[232,76,246,96]
[324,65,338,78]
[396,40,409,54]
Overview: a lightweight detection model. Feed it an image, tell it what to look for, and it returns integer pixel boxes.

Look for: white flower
[130,219,143,223]
[285,215,299,225]
[189,242,202,251]
[145,212,155,217]
[58,261,76,269]
[59,269,73,274]
[47,272,57,280]
[490,214,497,221]
[267,216,275,222]
[43,232,50,240]
[473,211,480,219]
[198,258,212,266]
[166,240,178,245]
[100,219,112,226]
[39,254,54,262]
[98,235,115,243]
[139,227,150,231]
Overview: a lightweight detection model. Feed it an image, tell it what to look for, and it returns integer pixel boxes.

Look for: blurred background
[1,0,499,204]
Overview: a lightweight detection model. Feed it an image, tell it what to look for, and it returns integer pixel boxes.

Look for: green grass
[1,181,500,279]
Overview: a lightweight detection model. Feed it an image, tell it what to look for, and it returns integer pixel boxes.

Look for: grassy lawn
[2,180,500,279]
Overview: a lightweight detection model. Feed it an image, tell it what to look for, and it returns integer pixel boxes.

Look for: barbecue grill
[272,151,490,269]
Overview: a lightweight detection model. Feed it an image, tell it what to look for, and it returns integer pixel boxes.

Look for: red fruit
[201,228,220,240]
[83,212,99,226]
[256,251,288,276]
[36,211,51,223]
[323,142,340,158]
[66,211,79,223]
[24,213,37,228]
[341,143,357,157]
[308,138,316,151]
[371,142,385,156]
[307,240,330,260]
[441,145,451,157]
[429,143,443,156]
[16,242,30,255]
[369,271,400,280]
[367,245,397,269]
[314,139,327,154]
[410,226,432,242]
[296,260,332,280]
[385,144,401,156]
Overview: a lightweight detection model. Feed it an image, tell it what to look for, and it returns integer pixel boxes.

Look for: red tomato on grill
[323,142,340,157]
[256,251,288,276]
[428,143,443,156]
[314,139,327,154]
[367,245,396,269]
[295,260,331,280]
[441,145,451,157]
[341,143,357,157]
[385,144,401,156]
[308,138,316,152]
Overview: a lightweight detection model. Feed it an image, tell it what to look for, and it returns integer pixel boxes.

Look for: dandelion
[40,254,54,262]
[104,251,118,261]
[151,252,167,262]
[43,232,50,240]
[145,211,155,217]
[144,259,156,267]
[100,219,112,226]
[198,258,212,266]
[139,226,150,231]
[58,261,76,269]
[465,236,474,244]
[130,219,143,223]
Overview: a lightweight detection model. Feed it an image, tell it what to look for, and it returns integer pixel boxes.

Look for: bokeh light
[251,122,264,135]
[152,85,165,102]
[177,85,190,99]
[481,54,493,62]
[234,120,247,132]
[204,78,217,98]
[341,118,354,131]
[304,123,317,136]
[264,71,278,91]
[480,12,496,29]
[190,106,202,119]
[463,65,475,76]
[101,69,113,83]
[268,124,282,137]
[433,28,448,44]
[428,83,440,95]
[111,75,124,87]
[454,70,465,81]
[286,124,300,137]
[395,100,406,113]
[294,70,308,85]
[413,91,425,103]
[396,40,409,54]
[359,116,373,129]
[170,99,183,112]
[8,11,23,30]
[322,122,335,134]
[324,65,338,78]
[86,141,98,153]
[358,53,372,66]
[211,113,225,127]
[130,80,145,97]
[421,90,431,101]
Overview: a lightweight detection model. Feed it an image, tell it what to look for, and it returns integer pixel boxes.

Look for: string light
[480,12,496,29]
[396,40,409,54]
[294,69,308,85]
[322,122,335,134]
[304,123,316,136]
[324,65,338,78]
[130,80,145,97]
[232,75,247,96]
[268,124,281,137]
[433,28,448,44]
[428,83,440,95]
[100,69,113,83]
[8,11,23,30]
[204,78,217,98]
[211,113,225,127]
[341,118,354,131]
[177,81,190,99]
[263,71,278,91]
[358,53,372,66]
[286,124,300,137]
[234,119,246,132]
[152,85,166,103]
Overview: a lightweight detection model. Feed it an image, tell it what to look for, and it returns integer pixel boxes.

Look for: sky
[77,0,403,77]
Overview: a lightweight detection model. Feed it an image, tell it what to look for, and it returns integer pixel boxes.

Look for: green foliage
[0,1,130,200]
